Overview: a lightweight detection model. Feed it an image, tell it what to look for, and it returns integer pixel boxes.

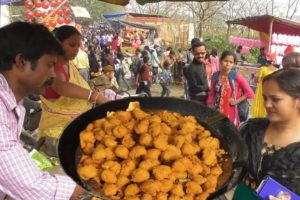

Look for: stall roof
[109,19,156,30]
[99,0,228,6]
[103,12,127,19]
[227,14,300,35]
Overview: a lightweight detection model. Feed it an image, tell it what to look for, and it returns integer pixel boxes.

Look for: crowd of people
[1,21,300,199]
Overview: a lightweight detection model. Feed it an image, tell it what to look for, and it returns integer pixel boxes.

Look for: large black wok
[58,97,248,199]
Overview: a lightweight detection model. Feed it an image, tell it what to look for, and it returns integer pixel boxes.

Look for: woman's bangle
[87,90,93,101]
[92,92,100,104]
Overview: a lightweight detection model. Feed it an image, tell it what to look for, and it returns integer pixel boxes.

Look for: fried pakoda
[102,183,118,196]
[185,181,203,195]
[129,145,147,159]
[102,161,121,175]
[101,169,117,183]
[152,165,172,180]
[120,159,136,177]
[139,159,159,171]
[143,149,161,160]
[161,145,181,161]
[131,168,150,183]
[140,179,161,196]
[79,131,95,155]
[124,184,140,196]
[77,101,226,200]
[77,165,98,181]
[115,145,129,159]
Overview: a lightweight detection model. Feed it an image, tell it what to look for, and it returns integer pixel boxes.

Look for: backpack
[212,70,250,122]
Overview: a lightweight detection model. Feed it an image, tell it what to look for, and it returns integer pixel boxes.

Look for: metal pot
[58,97,248,199]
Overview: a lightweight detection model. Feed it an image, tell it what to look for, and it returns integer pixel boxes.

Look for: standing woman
[39,26,107,138]
[239,68,300,195]
[251,53,278,118]
[207,50,254,126]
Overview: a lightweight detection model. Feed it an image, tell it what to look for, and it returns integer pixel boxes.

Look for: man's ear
[15,54,27,71]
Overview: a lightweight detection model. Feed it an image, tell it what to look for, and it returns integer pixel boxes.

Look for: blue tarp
[102,13,126,19]
[0,0,21,5]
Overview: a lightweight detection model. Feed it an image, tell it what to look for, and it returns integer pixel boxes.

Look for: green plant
[203,36,235,54]
[204,36,260,64]
[245,47,260,64]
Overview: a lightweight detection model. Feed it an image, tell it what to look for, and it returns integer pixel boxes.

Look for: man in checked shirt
[0,22,85,199]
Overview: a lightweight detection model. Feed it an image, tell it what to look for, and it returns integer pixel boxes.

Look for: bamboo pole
[226,23,231,40]
[268,19,274,52]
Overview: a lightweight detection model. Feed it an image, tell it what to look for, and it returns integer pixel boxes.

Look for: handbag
[238,99,250,122]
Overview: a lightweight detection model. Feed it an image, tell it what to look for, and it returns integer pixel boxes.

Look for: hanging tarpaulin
[0,0,21,5]
[0,5,10,27]
[103,12,126,20]
[118,19,156,30]
[71,6,90,18]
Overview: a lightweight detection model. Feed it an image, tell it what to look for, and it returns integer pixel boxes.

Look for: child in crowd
[160,61,172,97]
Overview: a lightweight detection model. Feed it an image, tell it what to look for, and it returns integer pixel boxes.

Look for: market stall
[226,15,300,88]
[227,14,300,64]
[103,12,190,48]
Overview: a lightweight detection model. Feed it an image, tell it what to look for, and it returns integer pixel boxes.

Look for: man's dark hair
[191,38,200,46]
[144,46,150,51]
[53,25,81,42]
[191,41,206,51]
[282,52,300,69]
[0,22,63,71]
[169,50,176,55]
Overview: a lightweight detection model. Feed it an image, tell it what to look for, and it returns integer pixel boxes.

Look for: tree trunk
[198,22,203,38]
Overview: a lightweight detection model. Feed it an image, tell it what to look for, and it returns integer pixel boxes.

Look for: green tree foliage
[204,36,235,54]
[204,35,260,64]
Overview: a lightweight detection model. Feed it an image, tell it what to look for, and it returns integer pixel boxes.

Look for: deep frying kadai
[58,97,248,199]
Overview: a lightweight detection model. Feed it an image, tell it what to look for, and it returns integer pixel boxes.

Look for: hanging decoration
[23,0,73,30]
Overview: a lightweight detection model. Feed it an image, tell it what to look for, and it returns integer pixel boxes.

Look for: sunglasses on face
[193,52,206,56]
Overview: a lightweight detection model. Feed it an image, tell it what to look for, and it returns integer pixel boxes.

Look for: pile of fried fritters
[77,102,225,200]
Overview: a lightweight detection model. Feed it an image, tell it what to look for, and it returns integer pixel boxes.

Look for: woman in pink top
[210,47,219,73]
[207,50,254,126]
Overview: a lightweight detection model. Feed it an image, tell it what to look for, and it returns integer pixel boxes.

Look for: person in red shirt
[135,56,152,97]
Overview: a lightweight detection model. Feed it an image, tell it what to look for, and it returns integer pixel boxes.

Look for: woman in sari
[207,50,254,126]
[251,53,278,118]
[38,26,107,138]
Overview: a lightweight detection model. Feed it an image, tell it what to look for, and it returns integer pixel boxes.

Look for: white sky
[274,0,300,20]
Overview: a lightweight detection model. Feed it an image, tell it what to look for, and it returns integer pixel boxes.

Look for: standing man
[0,22,84,199]
[235,45,246,64]
[136,56,152,97]
[151,45,161,84]
[185,41,209,104]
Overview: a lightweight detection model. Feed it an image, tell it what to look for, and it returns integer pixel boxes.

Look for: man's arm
[0,123,77,200]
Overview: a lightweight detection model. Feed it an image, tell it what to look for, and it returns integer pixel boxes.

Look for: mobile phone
[256,176,300,200]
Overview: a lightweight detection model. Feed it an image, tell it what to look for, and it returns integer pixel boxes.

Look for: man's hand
[70,185,85,200]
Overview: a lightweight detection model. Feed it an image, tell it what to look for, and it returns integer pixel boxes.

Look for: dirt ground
[119,80,185,98]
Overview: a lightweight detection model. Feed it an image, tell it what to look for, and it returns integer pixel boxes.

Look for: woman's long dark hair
[263,68,300,98]
[220,50,237,64]
[53,25,81,42]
